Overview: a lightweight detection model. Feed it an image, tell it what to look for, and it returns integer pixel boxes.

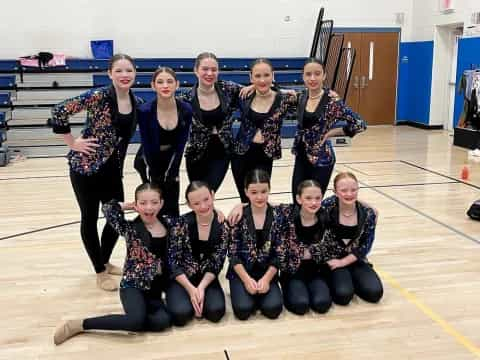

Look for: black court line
[400,160,480,191]
[0,182,458,241]
[360,180,480,245]
[224,349,231,360]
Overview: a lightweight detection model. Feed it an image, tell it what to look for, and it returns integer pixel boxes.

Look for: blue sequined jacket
[227,204,287,279]
[292,89,366,167]
[102,200,175,291]
[233,92,297,160]
[177,81,242,162]
[51,86,143,175]
[167,211,230,279]
[320,195,377,261]
[276,204,327,275]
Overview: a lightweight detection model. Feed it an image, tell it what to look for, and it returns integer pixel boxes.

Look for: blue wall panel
[396,41,434,125]
[453,37,480,127]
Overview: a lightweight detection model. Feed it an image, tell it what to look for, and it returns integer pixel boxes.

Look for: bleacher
[0,57,308,159]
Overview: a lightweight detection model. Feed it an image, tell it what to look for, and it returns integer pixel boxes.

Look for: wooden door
[336,32,399,125]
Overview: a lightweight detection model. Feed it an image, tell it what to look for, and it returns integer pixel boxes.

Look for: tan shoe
[105,262,122,276]
[54,319,83,345]
[96,270,118,291]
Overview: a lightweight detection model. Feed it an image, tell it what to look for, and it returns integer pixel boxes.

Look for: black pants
[280,261,331,315]
[292,150,334,202]
[186,136,230,193]
[231,143,274,203]
[151,177,180,218]
[229,273,283,320]
[328,261,383,305]
[133,145,148,184]
[165,277,225,326]
[83,287,171,332]
[70,158,124,274]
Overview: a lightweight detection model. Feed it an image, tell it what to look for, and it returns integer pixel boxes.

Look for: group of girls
[54,170,383,345]
[51,52,379,345]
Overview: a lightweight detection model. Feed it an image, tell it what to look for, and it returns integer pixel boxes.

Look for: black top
[192,240,211,261]
[114,111,134,139]
[190,222,214,261]
[158,124,179,149]
[149,235,168,260]
[249,108,270,130]
[200,105,224,129]
[303,110,317,130]
[295,220,322,245]
[255,229,267,250]
[337,223,358,246]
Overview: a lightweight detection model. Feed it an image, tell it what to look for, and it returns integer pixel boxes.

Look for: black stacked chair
[309,7,357,101]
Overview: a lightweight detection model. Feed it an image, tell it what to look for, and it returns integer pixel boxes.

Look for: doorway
[431,23,463,131]
[335,31,399,125]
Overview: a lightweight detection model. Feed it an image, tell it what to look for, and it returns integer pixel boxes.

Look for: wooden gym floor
[0,126,479,359]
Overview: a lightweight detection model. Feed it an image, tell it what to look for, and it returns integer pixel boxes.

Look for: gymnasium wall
[0,0,413,58]
[397,0,480,126]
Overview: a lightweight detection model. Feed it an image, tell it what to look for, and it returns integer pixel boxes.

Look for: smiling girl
[136,67,192,217]
[54,183,175,345]
[51,54,143,291]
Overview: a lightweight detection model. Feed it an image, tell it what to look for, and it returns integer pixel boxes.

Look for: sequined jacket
[51,86,143,175]
[227,204,287,279]
[168,211,230,279]
[233,92,297,160]
[177,81,242,162]
[137,98,192,180]
[320,195,377,261]
[292,89,366,167]
[102,200,175,291]
[276,204,327,275]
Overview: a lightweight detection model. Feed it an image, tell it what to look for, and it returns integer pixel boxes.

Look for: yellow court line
[377,268,480,358]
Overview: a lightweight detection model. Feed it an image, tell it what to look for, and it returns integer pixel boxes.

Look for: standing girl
[166,181,229,325]
[54,183,174,345]
[177,52,252,192]
[292,58,366,198]
[228,169,285,320]
[137,67,192,217]
[51,54,143,291]
[321,172,383,305]
[231,58,297,203]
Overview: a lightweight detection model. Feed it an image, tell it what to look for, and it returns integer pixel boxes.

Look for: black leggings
[328,261,383,305]
[69,158,124,274]
[280,262,332,315]
[166,278,225,326]
[186,156,229,193]
[133,146,148,184]
[292,150,334,202]
[83,287,171,332]
[229,274,283,320]
[231,143,274,203]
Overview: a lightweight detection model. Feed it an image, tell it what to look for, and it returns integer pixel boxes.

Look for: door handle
[353,75,359,89]
[360,75,368,89]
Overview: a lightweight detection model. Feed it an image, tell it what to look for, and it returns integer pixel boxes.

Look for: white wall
[411,0,480,41]
[0,0,413,59]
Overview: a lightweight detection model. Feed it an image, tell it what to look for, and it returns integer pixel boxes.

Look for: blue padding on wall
[396,41,433,125]
[453,37,480,127]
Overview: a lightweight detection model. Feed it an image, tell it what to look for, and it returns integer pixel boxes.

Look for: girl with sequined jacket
[320,172,383,305]
[291,58,366,199]
[53,183,175,345]
[166,181,229,326]
[228,169,287,320]
[51,54,144,291]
